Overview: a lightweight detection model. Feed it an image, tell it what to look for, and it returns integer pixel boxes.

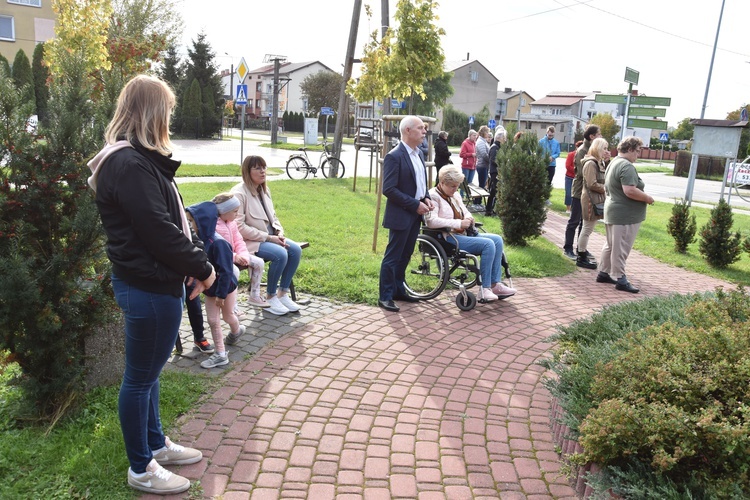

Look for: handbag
[588,190,604,217]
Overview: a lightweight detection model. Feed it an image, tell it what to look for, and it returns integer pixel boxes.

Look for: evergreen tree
[182,32,222,137]
[158,44,182,92]
[201,82,219,138]
[32,43,50,126]
[495,133,550,246]
[11,49,35,109]
[698,199,742,268]
[0,53,10,77]
[0,54,113,418]
[181,78,202,137]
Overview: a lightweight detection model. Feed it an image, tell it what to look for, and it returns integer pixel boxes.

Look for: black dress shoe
[393,293,420,303]
[596,272,617,284]
[615,281,640,293]
[378,300,400,312]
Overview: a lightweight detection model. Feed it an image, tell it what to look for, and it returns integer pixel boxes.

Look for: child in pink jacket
[213,192,269,307]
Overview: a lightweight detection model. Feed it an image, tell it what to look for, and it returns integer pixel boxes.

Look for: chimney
[466,52,470,61]
[504,87,511,93]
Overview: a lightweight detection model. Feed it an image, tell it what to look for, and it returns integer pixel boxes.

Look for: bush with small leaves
[666,200,696,253]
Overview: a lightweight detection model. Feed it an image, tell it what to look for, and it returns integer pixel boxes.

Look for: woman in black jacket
[87,75,215,495]
[485,128,507,216]
[433,130,452,184]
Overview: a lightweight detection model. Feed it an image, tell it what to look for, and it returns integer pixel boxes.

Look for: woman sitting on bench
[425,165,516,302]
[231,155,302,316]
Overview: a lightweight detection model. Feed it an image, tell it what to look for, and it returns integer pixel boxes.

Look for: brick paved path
[157,212,731,500]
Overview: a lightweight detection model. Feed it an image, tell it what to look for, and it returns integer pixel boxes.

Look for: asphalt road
[173,134,750,213]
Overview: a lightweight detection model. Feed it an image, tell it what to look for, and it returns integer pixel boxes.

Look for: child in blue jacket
[186,202,245,368]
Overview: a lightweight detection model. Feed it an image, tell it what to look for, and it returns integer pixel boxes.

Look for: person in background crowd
[474,125,492,191]
[433,130,452,185]
[563,125,601,260]
[459,129,478,186]
[538,125,560,205]
[576,138,609,270]
[564,140,583,213]
[485,128,507,216]
[596,136,653,293]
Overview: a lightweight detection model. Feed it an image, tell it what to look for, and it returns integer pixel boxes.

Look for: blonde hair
[104,75,175,156]
[438,165,465,185]
[589,138,609,161]
[477,125,490,137]
[241,155,268,195]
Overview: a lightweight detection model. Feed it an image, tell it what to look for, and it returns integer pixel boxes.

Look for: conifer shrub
[0,56,114,419]
[494,132,550,246]
[666,199,696,253]
[698,199,742,268]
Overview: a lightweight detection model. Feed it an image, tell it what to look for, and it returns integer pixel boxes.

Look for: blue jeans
[564,176,573,207]
[451,232,504,287]
[476,167,488,190]
[462,168,476,185]
[256,239,302,295]
[112,275,183,473]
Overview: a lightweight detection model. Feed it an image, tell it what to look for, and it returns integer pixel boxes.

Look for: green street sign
[631,95,671,107]
[628,118,668,130]
[628,106,667,118]
[594,94,627,104]
[624,67,639,85]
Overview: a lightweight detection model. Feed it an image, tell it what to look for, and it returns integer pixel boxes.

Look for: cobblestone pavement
[154,211,732,500]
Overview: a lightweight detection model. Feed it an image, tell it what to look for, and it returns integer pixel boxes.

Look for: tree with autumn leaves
[349,0,450,116]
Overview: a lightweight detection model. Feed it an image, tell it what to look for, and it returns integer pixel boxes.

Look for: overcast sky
[177,0,749,127]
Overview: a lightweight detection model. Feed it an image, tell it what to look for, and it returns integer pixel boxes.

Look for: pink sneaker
[492,283,516,299]
[481,288,499,301]
[248,295,270,308]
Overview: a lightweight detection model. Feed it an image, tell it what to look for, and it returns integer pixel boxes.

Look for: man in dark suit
[379,115,434,312]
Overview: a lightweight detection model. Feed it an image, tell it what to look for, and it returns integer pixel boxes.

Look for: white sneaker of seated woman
[481,288,499,301]
[277,293,300,312]
[492,283,516,298]
[266,296,289,315]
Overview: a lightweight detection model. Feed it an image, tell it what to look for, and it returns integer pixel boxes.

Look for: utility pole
[271,57,281,144]
[380,0,391,118]
[332,0,362,164]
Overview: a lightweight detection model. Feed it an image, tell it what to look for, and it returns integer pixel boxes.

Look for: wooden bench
[240,240,310,304]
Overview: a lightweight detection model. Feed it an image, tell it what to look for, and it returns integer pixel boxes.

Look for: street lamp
[222,52,235,100]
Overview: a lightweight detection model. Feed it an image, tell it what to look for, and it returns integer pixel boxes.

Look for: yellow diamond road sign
[236,57,249,83]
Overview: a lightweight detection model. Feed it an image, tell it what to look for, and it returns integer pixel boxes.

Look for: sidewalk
[161,211,731,500]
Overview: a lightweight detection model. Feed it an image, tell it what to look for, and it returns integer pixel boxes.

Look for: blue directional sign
[488,119,496,129]
[235,84,248,105]
[469,116,475,125]
[390,99,400,108]
[659,132,669,143]
[320,107,334,116]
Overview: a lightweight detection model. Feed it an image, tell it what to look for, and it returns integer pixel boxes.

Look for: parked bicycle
[285,141,345,180]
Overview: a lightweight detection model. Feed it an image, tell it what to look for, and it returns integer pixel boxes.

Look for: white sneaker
[277,293,300,312]
[492,283,517,299]
[200,353,229,369]
[266,296,289,316]
[128,459,190,495]
[152,437,203,465]
[481,288,499,301]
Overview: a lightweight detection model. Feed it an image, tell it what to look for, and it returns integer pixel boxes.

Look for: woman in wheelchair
[425,165,516,301]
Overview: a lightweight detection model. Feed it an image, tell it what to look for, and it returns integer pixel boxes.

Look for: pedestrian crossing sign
[236,84,248,105]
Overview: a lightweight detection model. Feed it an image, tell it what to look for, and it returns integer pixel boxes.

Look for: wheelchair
[403,223,512,311]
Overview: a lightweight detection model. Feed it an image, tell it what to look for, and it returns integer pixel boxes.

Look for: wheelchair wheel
[404,234,449,300]
[448,253,479,289]
[456,291,477,311]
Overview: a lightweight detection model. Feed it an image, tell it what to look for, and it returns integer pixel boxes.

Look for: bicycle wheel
[404,234,449,300]
[321,157,345,179]
[286,156,310,180]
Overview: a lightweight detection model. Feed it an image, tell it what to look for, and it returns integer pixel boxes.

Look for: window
[0,15,14,41]
[256,82,261,92]
[8,0,41,6]
[560,124,565,132]
[469,71,478,82]
[247,99,253,108]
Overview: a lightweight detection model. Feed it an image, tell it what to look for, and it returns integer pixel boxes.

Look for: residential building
[0,0,55,62]
[517,91,589,148]
[221,60,336,120]
[434,59,498,130]
[496,88,534,125]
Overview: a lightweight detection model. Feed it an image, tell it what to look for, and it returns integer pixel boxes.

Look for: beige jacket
[581,156,606,221]
[230,182,284,253]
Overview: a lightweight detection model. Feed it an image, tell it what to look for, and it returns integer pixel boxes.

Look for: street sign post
[320,107,334,116]
[624,67,639,85]
[627,118,668,131]
[629,106,667,118]
[488,119,496,129]
[594,94,627,104]
[469,116,474,126]
[659,132,669,143]
[236,57,249,164]
[630,95,672,107]
[235,85,248,105]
